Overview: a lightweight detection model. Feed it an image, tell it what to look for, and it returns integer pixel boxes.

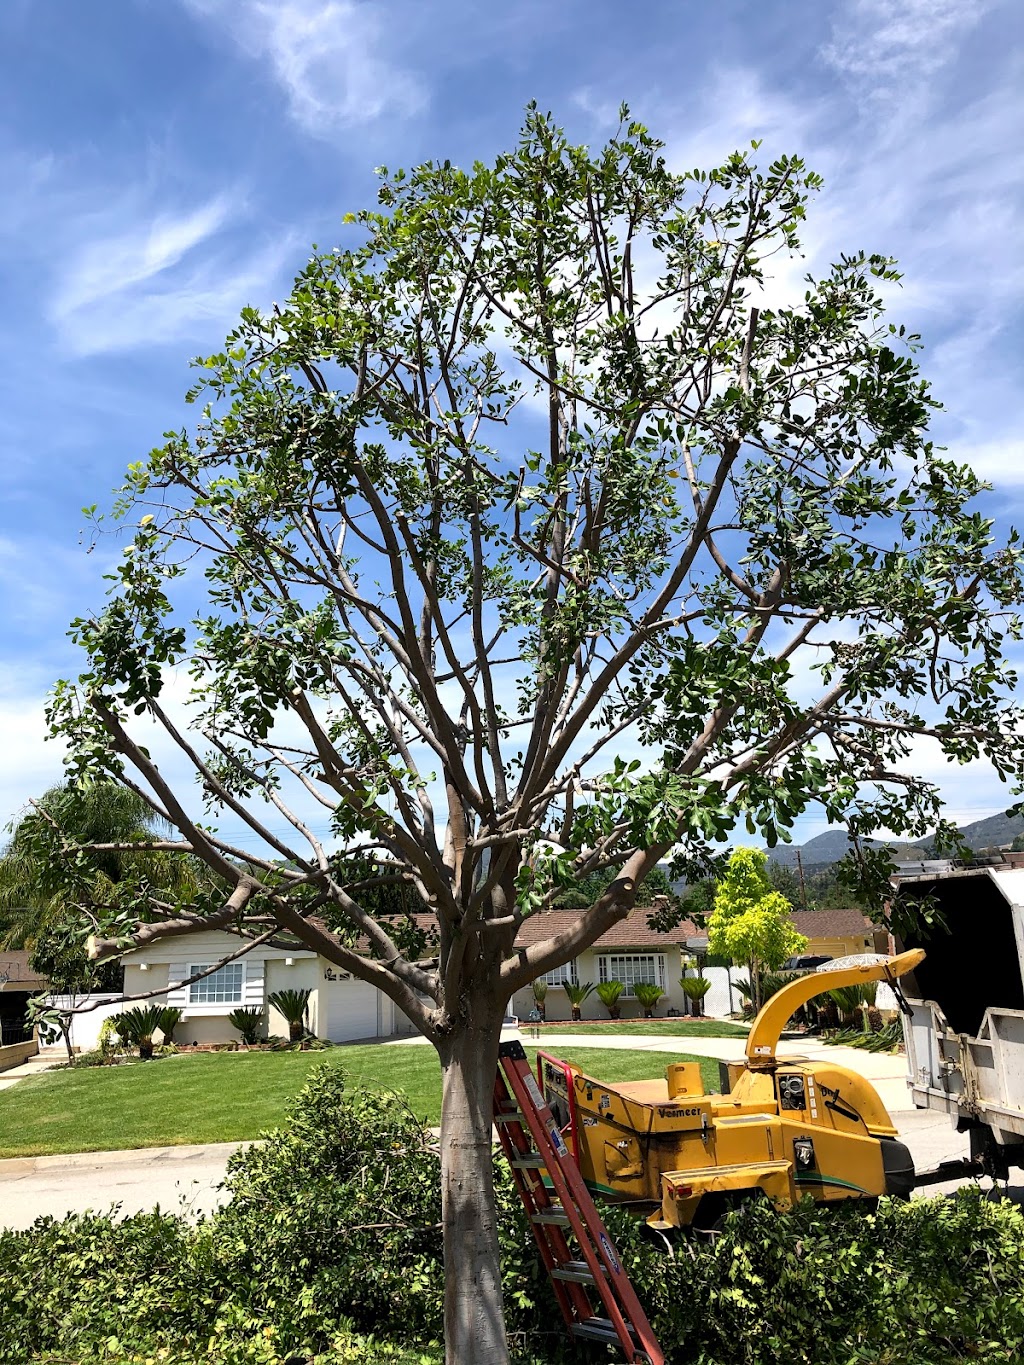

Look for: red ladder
[494,1040,665,1365]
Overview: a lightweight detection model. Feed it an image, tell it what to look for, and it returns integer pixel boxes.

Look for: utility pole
[796,849,809,910]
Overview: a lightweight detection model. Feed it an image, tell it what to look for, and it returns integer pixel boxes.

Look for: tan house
[121,930,419,1045]
[508,908,704,1022]
[790,909,889,961]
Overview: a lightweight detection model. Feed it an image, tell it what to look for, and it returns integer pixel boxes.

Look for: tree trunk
[438,1000,510,1365]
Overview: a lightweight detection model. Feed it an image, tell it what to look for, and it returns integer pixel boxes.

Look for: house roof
[790,908,877,939]
[513,907,701,952]
[0,951,48,990]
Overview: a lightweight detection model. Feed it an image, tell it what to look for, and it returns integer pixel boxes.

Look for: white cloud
[822,0,994,113]
[49,194,296,356]
[183,0,426,135]
[55,196,233,316]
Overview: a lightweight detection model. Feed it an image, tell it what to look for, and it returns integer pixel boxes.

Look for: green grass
[0,1044,720,1159]
[534,1017,749,1037]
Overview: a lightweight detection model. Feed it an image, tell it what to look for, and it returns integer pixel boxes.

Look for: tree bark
[437,997,510,1365]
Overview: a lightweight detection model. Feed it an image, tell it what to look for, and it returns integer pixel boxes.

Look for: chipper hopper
[535,949,925,1231]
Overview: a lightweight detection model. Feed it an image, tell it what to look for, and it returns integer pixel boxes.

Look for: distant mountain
[764,809,1024,869]
[922,810,1024,855]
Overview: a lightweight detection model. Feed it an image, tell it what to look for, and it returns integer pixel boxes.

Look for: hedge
[2,1063,1022,1363]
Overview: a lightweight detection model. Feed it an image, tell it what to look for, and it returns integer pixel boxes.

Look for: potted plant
[633,983,665,1019]
[680,974,711,1018]
[267,988,311,1042]
[562,980,595,1021]
[596,980,625,1020]
[531,979,548,1022]
[228,1006,265,1046]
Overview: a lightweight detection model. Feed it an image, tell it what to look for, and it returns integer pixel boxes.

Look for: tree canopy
[708,847,807,1005]
[41,108,1024,1363]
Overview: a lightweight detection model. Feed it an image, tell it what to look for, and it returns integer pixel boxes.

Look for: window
[597,953,665,997]
[542,961,577,988]
[188,962,244,1006]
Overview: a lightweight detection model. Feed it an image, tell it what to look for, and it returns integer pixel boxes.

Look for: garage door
[322,977,381,1042]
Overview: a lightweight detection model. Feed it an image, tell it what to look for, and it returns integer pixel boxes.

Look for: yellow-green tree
[708,848,807,1010]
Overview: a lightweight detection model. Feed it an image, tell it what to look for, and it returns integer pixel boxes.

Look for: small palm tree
[156,1006,182,1045]
[596,980,625,1019]
[112,1005,164,1060]
[228,1006,265,1045]
[267,988,311,1042]
[562,980,595,1021]
[680,975,711,1017]
[633,983,665,1018]
[531,978,548,1021]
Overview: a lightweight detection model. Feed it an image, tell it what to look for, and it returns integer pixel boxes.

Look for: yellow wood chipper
[536,950,925,1232]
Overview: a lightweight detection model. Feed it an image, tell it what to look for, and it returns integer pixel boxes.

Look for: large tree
[45,109,1023,1363]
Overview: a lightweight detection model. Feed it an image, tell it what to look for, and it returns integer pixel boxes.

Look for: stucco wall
[0,1037,37,1072]
[266,957,320,1039]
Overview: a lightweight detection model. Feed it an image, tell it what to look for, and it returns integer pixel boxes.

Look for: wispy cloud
[49,193,295,356]
[822,0,995,114]
[183,0,426,135]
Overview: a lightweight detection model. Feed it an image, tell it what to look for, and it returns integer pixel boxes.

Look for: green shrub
[228,1005,265,1045]
[3,1065,1024,1364]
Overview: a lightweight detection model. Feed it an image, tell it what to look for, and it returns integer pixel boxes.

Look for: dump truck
[894,864,1024,1180]
[537,950,923,1231]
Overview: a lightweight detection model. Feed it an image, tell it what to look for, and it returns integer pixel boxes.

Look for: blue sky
[0,0,1022,846]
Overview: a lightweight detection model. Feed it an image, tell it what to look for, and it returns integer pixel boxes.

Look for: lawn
[0,1043,722,1158]
[534,1018,749,1038]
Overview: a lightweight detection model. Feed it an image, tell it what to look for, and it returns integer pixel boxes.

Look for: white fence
[38,994,125,1054]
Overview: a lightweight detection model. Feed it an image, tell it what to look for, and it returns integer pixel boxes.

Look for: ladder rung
[509,1152,546,1169]
[571,1316,637,1344]
[531,1208,571,1226]
[551,1259,604,1284]
[494,1109,523,1124]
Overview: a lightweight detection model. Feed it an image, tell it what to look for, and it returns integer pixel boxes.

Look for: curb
[0,1140,248,1177]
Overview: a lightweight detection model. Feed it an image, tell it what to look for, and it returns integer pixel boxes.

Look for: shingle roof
[513,908,701,951]
[790,908,877,939]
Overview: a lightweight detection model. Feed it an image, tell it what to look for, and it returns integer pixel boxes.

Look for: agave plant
[267,987,311,1042]
[595,980,625,1019]
[680,975,711,1017]
[112,1004,164,1060]
[633,982,665,1019]
[156,1006,182,1044]
[531,978,548,1020]
[562,980,595,1021]
[228,1006,265,1046]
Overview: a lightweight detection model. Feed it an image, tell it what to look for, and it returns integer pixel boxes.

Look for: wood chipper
[534,949,924,1232]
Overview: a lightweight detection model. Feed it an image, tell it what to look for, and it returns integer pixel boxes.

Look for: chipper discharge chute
[533,949,924,1232]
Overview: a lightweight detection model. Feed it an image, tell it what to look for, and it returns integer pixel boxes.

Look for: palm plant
[562,980,595,1021]
[228,1006,265,1045]
[531,979,548,1021]
[156,1006,182,1044]
[267,987,311,1042]
[680,975,711,1017]
[633,983,665,1018]
[112,1004,164,1060]
[0,781,206,954]
[596,980,625,1019]
[829,984,874,1026]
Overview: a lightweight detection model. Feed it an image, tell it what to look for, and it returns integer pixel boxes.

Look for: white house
[121,930,420,1045]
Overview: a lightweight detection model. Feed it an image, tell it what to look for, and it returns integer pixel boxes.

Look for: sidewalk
[0,1052,63,1092]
